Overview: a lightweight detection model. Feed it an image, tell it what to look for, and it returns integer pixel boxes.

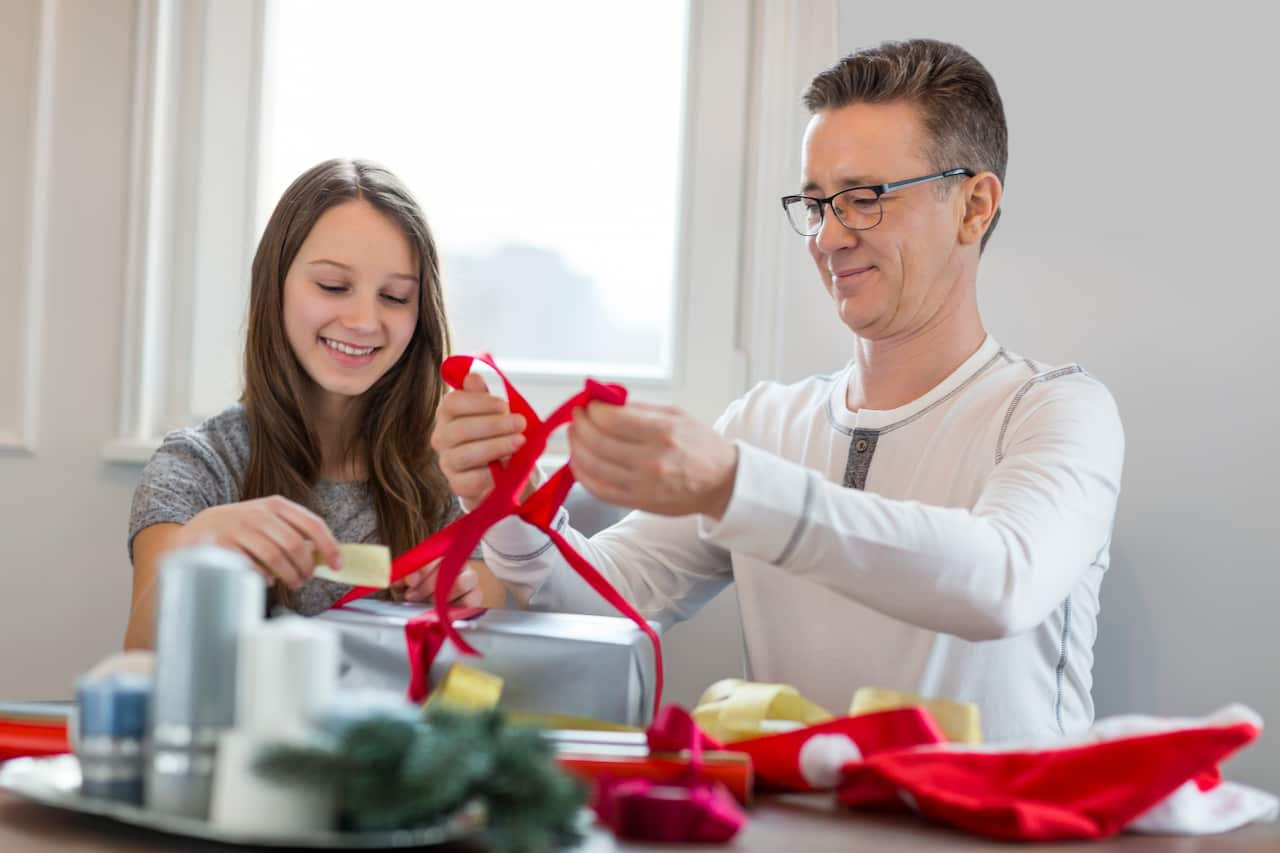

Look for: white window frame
[0,0,55,457]
[104,0,837,462]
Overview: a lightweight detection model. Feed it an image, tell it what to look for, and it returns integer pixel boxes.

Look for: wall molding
[735,0,839,388]
[106,0,265,464]
[0,0,57,456]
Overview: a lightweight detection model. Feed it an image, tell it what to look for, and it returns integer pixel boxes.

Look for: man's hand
[568,400,738,519]
[432,373,527,511]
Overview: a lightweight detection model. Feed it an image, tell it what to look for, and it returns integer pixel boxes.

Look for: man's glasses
[781,168,975,236]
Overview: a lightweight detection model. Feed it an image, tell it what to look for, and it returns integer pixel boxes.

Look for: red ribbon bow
[594,706,746,843]
[329,354,664,717]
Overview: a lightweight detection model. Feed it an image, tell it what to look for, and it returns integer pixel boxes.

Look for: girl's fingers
[273,498,341,570]
[237,530,305,590]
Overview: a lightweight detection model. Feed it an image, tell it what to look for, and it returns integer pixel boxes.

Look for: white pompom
[797,733,863,789]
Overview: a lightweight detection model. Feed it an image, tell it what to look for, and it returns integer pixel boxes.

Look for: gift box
[316,600,660,727]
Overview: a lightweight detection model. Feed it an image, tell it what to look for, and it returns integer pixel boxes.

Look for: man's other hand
[568,401,738,519]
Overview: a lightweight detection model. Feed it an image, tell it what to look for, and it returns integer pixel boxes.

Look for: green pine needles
[255,706,587,853]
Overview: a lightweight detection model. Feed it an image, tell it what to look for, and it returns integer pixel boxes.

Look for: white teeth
[323,338,376,356]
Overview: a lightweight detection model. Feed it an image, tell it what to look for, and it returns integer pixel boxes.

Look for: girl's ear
[957,172,1002,247]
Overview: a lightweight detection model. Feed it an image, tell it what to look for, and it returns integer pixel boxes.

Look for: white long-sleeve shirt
[482,336,1125,741]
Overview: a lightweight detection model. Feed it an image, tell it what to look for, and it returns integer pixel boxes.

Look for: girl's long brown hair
[241,159,453,607]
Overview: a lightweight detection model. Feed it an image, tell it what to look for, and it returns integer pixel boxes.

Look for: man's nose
[812,204,858,255]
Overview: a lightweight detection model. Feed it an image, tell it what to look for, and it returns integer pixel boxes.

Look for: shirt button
[854,438,869,453]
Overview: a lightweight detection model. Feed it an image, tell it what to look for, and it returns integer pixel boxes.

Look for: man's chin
[836,300,883,337]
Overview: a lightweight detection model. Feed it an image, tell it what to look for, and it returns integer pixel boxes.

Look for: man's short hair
[804,39,1008,251]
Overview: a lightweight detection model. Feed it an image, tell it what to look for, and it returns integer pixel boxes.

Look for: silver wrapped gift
[316,599,661,727]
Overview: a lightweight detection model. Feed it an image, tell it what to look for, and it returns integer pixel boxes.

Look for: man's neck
[846,301,987,414]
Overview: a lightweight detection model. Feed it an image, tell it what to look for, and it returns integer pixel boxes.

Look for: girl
[125,159,497,648]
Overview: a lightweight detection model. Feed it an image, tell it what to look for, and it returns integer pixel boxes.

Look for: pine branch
[252,706,586,851]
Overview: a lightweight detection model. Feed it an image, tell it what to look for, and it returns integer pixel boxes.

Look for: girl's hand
[174,496,342,590]
[397,558,485,606]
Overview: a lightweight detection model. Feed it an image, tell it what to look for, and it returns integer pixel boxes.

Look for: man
[431,39,1123,741]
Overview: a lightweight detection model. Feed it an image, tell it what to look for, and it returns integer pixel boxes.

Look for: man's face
[802,100,968,340]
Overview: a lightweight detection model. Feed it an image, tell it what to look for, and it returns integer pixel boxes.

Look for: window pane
[258,0,688,377]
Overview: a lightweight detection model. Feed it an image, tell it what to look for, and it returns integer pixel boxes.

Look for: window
[106,0,836,461]
[258,0,688,384]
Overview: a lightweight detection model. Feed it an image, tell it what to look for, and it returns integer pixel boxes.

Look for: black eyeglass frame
[780,167,976,235]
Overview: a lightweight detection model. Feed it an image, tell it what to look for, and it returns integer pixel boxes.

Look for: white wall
[835,2,1280,790]
[0,0,141,697]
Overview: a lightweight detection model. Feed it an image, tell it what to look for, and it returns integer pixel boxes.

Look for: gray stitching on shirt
[1054,596,1072,736]
[824,349,1006,437]
[995,366,1086,464]
[775,472,816,565]
[481,511,569,561]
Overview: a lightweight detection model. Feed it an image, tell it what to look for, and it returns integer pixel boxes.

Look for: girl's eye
[317,283,347,294]
[382,294,410,305]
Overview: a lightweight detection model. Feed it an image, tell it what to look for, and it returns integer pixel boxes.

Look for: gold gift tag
[314,543,392,588]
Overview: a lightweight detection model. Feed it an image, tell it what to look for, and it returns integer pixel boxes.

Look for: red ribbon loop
[330,354,664,716]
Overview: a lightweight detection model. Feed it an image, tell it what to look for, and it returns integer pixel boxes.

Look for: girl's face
[282,199,420,413]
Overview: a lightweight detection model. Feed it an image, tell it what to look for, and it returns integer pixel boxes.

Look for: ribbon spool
[208,617,341,835]
[147,545,264,820]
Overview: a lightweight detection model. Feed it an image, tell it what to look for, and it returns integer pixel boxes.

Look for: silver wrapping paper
[146,545,265,820]
[318,600,660,726]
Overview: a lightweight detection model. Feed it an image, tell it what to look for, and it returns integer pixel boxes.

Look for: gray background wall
[1,0,1277,795]
[834,1,1280,789]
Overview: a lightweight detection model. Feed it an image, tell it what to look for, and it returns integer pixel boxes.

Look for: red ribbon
[401,606,487,705]
[329,354,664,716]
[595,706,746,843]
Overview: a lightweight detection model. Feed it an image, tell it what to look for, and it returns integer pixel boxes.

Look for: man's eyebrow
[801,175,880,195]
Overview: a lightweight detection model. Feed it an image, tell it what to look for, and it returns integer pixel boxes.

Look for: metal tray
[0,754,484,848]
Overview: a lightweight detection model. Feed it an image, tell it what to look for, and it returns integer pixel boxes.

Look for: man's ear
[958,172,1003,247]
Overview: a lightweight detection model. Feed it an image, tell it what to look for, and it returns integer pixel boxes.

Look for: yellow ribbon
[314,543,392,588]
[429,667,980,744]
[427,663,641,731]
[849,687,982,745]
[692,678,834,743]
[690,678,982,745]
[428,663,504,712]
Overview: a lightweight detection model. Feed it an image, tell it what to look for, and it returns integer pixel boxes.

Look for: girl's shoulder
[151,403,250,486]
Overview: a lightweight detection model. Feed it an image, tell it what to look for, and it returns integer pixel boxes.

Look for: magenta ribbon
[595,705,746,843]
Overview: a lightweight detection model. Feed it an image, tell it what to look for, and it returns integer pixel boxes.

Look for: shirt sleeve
[480,457,736,628]
[699,372,1125,641]
[127,429,239,562]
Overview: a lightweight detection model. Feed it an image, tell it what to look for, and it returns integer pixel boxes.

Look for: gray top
[128,404,458,616]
